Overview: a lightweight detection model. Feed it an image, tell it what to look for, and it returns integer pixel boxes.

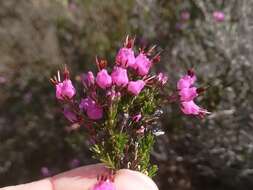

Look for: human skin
[0,164,158,190]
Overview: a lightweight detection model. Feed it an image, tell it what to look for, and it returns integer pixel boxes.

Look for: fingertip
[115,169,159,190]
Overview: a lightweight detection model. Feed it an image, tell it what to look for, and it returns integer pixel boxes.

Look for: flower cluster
[177,70,209,117]
[51,36,209,178]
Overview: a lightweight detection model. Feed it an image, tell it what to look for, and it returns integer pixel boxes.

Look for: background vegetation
[0,0,253,189]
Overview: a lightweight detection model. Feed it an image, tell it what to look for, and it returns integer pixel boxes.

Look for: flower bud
[111,67,129,87]
[127,80,145,95]
[79,97,103,120]
[134,53,152,76]
[116,47,135,68]
[56,79,76,100]
[96,69,112,89]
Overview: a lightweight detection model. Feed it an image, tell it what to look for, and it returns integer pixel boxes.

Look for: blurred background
[0,0,253,189]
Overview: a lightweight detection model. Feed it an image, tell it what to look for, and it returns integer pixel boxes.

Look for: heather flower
[41,167,51,177]
[111,67,129,87]
[127,80,145,95]
[56,79,76,100]
[179,87,198,102]
[180,11,190,21]
[79,97,103,120]
[134,53,152,76]
[157,72,168,85]
[181,100,209,116]
[116,47,135,68]
[96,69,112,89]
[132,113,142,122]
[82,71,95,88]
[177,73,196,90]
[213,11,225,22]
[91,180,116,190]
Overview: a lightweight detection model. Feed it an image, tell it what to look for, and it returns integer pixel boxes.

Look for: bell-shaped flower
[111,67,129,87]
[127,80,145,95]
[56,79,76,100]
[96,69,112,89]
[181,100,209,116]
[79,97,103,120]
[82,71,95,88]
[134,53,152,76]
[179,87,198,102]
[116,47,135,68]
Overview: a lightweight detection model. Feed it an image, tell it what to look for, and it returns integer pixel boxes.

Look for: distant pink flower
[63,107,78,123]
[179,87,198,102]
[79,97,103,120]
[111,67,129,87]
[157,72,168,85]
[41,167,51,177]
[213,11,225,22]
[132,113,142,122]
[177,74,196,90]
[127,80,145,95]
[180,11,190,21]
[91,180,116,190]
[56,79,76,100]
[96,69,112,89]
[181,101,209,116]
[134,53,152,76]
[116,47,135,68]
[82,71,95,88]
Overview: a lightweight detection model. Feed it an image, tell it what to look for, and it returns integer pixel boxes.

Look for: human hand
[1,164,158,190]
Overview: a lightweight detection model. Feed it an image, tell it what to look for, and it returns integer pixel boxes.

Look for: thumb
[1,164,158,190]
[52,163,158,190]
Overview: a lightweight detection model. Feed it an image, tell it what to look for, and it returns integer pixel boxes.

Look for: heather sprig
[51,36,209,177]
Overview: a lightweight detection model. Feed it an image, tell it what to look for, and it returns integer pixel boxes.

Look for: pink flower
[96,69,112,89]
[82,71,95,88]
[181,101,209,116]
[213,11,225,22]
[179,87,198,102]
[134,53,152,76]
[79,97,103,120]
[157,72,168,85]
[127,80,145,95]
[111,67,129,87]
[56,79,76,100]
[180,11,190,21]
[116,47,135,68]
[63,107,78,123]
[177,74,196,90]
[41,167,51,177]
[91,180,116,190]
[132,113,142,122]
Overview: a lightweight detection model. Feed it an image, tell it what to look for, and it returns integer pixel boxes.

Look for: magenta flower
[132,113,142,122]
[91,180,116,190]
[82,71,95,88]
[111,67,129,87]
[213,11,225,22]
[116,47,135,68]
[79,97,103,120]
[157,72,168,85]
[179,87,198,102]
[181,101,209,116]
[96,69,112,89]
[180,11,190,21]
[134,53,152,76]
[127,80,145,95]
[63,107,78,123]
[41,167,51,177]
[177,74,196,90]
[56,79,76,100]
